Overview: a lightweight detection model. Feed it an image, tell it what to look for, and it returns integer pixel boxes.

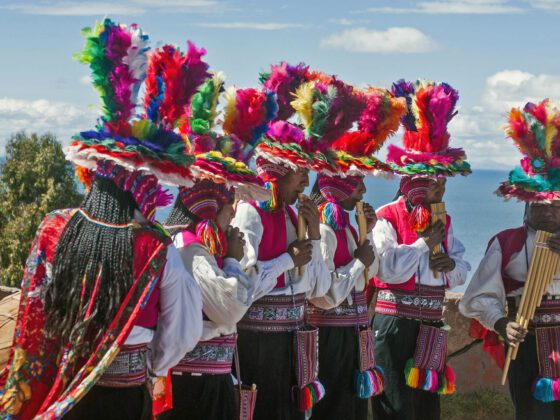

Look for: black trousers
[237,329,304,420]
[508,333,560,420]
[157,372,235,420]
[63,384,151,420]
[371,314,440,420]
[311,325,368,420]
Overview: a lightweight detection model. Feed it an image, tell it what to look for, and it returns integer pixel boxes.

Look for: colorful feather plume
[143,41,210,131]
[497,99,560,202]
[74,18,149,136]
[187,72,226,136]
[222,86,278,149]
[388,79,470,177]
[259,62,310,120]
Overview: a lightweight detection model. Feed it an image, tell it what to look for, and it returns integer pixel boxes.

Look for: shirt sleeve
[373,218,430,284]
[231,201,295,300]
[458,238,506,331]
[176,243,255,327]
[151,245,203,376]
[443,224,471,288]
[309,224,365,309]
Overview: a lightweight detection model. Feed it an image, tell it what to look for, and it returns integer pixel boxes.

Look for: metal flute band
[5,15,560,420]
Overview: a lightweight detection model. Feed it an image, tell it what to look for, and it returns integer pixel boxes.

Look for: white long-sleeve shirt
[309,223,379,309]
[231,201,332,300]
[125,245,203,376]
[372,211,470,289]
[173,233,275,341]
[460,227,560,331]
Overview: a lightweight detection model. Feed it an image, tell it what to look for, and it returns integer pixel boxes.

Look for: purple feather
[391,79,416,131]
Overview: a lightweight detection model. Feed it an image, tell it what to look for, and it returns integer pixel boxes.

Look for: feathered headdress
[327,86,406,177]
[497,99,560,202]
[387,79,471,177]
[143,42,210,136]
[259,62,310,121]
[185,76,274,201]
[291,78,366,174]
[65,18,193,187]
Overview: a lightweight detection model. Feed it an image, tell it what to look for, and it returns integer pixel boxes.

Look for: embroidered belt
[307,291,369,327]
[507,295,560,328]
[173,333,237,375]
[97,344,148,388]
[375,285,445,322]
[238,294,305,332]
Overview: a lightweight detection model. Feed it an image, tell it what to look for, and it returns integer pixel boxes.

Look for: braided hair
[44,175,137,356]
[164,196,201,237]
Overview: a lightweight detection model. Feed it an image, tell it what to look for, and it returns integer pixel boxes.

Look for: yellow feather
[291,81,314,130]
[210,71,226,127]
[545,101,557,157]
[222,86,238,135]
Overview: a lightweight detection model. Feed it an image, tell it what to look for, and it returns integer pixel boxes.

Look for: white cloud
[196,22,303,30]
[368,0,523,14]
[3,2,143,16]
[0,98,98,149]
[528,0,560,10]
[320,27,437,54]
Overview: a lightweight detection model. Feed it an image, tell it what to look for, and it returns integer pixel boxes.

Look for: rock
[0,290,20,366]
[444,291,477,355]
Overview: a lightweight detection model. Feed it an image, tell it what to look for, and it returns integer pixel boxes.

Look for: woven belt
[97,344,148,388]
[238,293,305,332]
[307,291,369,327]
[375,285,445,322]
[507,295,560,328]
[173,333,237,375]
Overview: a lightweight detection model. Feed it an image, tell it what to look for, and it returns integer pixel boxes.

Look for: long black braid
[44,176,137,356]
[310,180,326,207]
[164,195,201,237]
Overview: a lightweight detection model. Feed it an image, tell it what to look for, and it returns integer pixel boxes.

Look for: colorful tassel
[195,219,227,257]
[404,358,456,395]
[257,181,280,211]
[293,380,325,411]
[354,366,385,398]
[409,204,431,233]
[318,201,349,231]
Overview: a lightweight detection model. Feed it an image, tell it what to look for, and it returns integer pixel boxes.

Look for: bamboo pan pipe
[297,193,307,277]
[356,201,369,282]
[501,230,560,385]
[430,202,447,278]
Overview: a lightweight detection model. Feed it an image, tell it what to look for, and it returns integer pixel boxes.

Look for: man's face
[527,201,560,232]
[276,167,310,205]
[340,179,366,211]
[424,178,446,205]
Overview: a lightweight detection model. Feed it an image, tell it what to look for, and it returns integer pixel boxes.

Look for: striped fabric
[294,327,320,388]
[173,333,237,375]
[97,343,148,387]
[508,296,560,329]
[358,327,377,372]
[307,291,369,327]
[536,326,560,378]
[375,285,445,321]
[238,294,305,332]
[412,324,448,372]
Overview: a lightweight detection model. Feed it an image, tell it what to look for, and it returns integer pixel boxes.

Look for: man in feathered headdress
[461,99,560,419]
[371,79,471,419]
[0,20,204,420]
[230,63,332,419]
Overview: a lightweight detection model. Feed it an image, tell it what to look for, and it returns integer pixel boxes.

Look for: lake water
[158,170,525,292]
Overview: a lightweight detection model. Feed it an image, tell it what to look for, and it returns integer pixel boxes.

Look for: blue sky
[1,0,560,168]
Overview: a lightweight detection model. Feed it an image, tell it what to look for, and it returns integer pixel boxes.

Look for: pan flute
[430,202,447,278]
[501,230,560,385]
[356,201,369,282]
[297,193,307,277]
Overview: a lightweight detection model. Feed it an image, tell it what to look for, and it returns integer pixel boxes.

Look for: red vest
[489,225,527,294]
[178,230,224,269]
[373,197,450,291]
[249,202,298,288]
[333,226,359,269]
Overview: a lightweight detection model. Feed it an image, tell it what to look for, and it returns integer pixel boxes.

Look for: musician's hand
[429,253,456,273]
[361,203,378,232]
[548,234,560,254]
[287,239,313,267]
[421,221,445,250]
[225,226,245,261]
[152,376,166,399]
[354,240,375,267]
[297,197,321,240]
[494,317,527,346]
